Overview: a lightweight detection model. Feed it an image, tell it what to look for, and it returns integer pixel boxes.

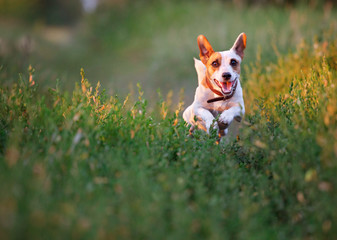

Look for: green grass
[1,2,337,239]
[1,28,337,240]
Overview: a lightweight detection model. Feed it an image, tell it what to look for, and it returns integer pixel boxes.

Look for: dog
[183,33,246,139]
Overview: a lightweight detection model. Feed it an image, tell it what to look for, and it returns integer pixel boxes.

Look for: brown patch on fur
[214,102,241,113]
[242,33,247,48]
[197,35,214,65]
[205,75,223,97]
[231,59,241,74]
[206,52,222,76]
[200,52,223,92]
[214,102,239,112]
[227,102,240,108]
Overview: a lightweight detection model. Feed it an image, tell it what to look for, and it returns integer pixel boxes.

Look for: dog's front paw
[219,114,234,129]
[206,120,219,134]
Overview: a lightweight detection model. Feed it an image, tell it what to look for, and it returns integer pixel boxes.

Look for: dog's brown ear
[231,33,247,59]
[197,35,214,65]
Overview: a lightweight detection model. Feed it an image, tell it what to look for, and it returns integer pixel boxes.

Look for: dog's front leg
[194,107,218,134]
[219,105,244,128]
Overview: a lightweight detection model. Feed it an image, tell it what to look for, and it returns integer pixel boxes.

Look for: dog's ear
[197,35,214,65]
[231,33,247,59]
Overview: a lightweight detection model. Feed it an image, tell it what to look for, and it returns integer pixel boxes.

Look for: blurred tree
[0,0,82,25]
[41,0,82,25]
[0,0,41,20]
[0,0,333,25]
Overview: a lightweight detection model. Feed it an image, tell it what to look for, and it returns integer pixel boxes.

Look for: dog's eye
[230,59,238,66]
[211,61,219,67]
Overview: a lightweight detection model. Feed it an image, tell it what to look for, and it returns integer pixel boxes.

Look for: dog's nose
[222,72,232,80]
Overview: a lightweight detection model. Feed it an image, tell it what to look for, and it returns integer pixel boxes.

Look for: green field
[1,1,337,239]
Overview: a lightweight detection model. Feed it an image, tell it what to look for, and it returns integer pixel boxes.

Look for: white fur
[210,50,242,91]
[183,51,245,137]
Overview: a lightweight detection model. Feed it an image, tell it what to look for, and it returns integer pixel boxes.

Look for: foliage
[0,33,337,240]
[0,0,82,24]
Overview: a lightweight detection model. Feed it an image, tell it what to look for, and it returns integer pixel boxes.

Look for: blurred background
[0,0,336,103]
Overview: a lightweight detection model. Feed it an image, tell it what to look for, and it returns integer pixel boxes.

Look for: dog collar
[205,76,238,103]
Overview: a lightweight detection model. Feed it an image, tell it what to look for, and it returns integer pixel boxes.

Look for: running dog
[183,33,246,138]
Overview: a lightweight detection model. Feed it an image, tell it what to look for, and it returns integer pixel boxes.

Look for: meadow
[1,1,337,239]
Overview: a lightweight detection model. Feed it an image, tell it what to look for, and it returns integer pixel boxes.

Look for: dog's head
[197,33,247,96]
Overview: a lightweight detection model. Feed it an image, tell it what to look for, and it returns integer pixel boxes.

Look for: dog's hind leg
[186,125,194,138]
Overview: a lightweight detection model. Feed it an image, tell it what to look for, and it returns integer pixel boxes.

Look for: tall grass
[0,30,336,239]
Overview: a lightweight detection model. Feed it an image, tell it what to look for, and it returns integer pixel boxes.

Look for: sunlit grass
[1,26,337,239]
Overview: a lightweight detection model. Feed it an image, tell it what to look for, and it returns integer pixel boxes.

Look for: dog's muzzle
[214,78,237,96]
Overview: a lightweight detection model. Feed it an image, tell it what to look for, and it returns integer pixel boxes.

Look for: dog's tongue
[220,81,233,93]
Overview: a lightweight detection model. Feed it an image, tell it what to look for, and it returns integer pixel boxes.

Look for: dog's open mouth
[214,79,236,95]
